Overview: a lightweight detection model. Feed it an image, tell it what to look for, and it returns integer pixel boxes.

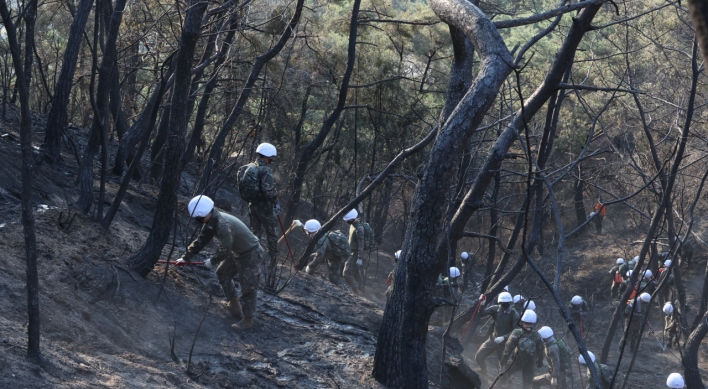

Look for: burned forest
[2,0,708,388]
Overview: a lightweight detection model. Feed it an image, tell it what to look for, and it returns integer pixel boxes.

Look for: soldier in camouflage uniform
[678,235,695,267]
[178,195,263,330]
[578,351,614,389]
[609,258,625,298]
[460,251,475,294]
[499,310,544,387]
[534,326,572,389]
[474,291,520,374]
[239,143,280,271]
[302,219,350,287]
[657,259,675,308]
[342,208,365,294]
[663,301,681,348]
[568,296,590,336]
[385,250,401,299]
[621,292,651,352]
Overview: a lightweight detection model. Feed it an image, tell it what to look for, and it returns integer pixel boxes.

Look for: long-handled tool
[459,299,484,343]
[645,320,666,351]
[157,260,205,266]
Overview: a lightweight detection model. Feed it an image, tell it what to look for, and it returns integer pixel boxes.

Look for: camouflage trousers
[215,244,263,317]
[307,253,345,286]
[343,250,364,293]
[502,358,536,387]
[475,338,505,372]
[249,201,279,258]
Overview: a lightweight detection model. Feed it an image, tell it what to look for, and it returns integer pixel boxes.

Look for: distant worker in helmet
[677,234,695,267]
[663,301,681,349]
[592,198,607,234]
[499,309,544,387]
[237,142,280,280]
[666,372,685,388]
[622,292,652,352]
[342,208,371,295]
[177,195,263,330]
[578,351,613,389]
[302,219,350,287]
[534,326,572,388]
[609,258,625,297]
[385,250,401,299]
[513,294,527,312]
[460,251,475,293]
[474,291,520,375]
[657,259,675,307]
[567,295,590,336]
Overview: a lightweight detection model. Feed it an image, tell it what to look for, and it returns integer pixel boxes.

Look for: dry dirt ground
[0,108,707,389]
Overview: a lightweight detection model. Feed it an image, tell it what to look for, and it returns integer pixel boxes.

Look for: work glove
[305,265,313,275]
[494,336,505,344]
[293,219,302,227]
[479,293,487,305]
[176,257,187,266]
[550,378,558,387]
[356,259,363,266]
[204,258,214,269]
[273,202,281,216]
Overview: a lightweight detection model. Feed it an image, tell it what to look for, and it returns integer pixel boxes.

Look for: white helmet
[188,195,214,218]
[571,296,583,305]
[664,260,672,268]
[521,309,537,323]
[627,270,633,277]
[589,211,596,217]
[256,142,277,157]
[395,250,401,259]
[633,256,640,262]
[616,258,625,265]
[578,351,595,365]
[304,219,321,233]
[343,209,358,221]
[449,267,461,278]
[643,270,653,279]
[498,292,513,303]
[461,252,469,260]
[538,326,553,339]
[663,302,674,315]
[666,373,685,388]
[524,300,536,311]
[513,295,525,304]
[640,293,651,303]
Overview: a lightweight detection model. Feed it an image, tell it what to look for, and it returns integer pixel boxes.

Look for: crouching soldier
[475,292,520,375]
[534,326,572,388]
[499,310,544,387]
[178,195,263,331]
[303,219,350,287]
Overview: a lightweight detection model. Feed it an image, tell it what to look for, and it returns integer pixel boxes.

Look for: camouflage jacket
[348,220,365,255]
[253,159,278,204]
[543,337,571,378]
[184,210,259,263]
[481,304,520,340]
[500,328,543,367]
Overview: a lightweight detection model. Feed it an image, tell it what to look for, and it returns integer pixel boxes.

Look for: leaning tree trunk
[41,0,94,163]
[683,311,708,389]
[76,0,128,214]
[130,0,209,278]
[0,0,39,361]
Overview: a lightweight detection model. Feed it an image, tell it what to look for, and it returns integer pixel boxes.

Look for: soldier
[578,351,613,389]
[622,292,651,352]
[592,198,607,234]
[237,143,280,273]
[678,235,694,267]
[499,310,544,387]
[523,300,537,311]
[568,296,590,336]
[657,259,675,307]
[303,219,350,287]
[609,258,625,297]
[638,269,656,294]
[177,195,263,330]
[513,295,527,312]
[618,256,637,279]
[384,250,400,299]
[342,208,367,294]
[474,291,520,375]
[666,372,685,388]
[534,326,572,389]
[663,302,681,349]
[460,251,475,293]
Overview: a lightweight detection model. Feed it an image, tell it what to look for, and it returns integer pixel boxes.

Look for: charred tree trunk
[149,102,171,181]
[108,63,129,140]
[683,311,708,389]
[0,0,39,360]
[76,0,128,214]
[130,0,209,278]
[573,177,586,228]
[41,0,94,163]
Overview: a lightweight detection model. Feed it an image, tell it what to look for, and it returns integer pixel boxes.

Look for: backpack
[614,271,623,284]
[361,221,375,249]
[327,231,351,258]
[551,339,572,368]
[517,336,537,360]
[237,163,264,202]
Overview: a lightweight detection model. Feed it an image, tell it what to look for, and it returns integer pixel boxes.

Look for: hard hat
[571,296,582,305]
[498,292,513,303]
[640,293,651,303]
[589,211,596,217]
[461,252,469,260]
[616,258,625,265]
[304,219,321,233]
[627,270,633,277]
[663,302,674,315]
[449,267,461,278]
[524,300,536,311]
[188,195,214,218]
[343,209,358,221]
[256,142,277,157]
[634,256,639,262]
[395,250,401,259]
[666,373,685,388]
[664,260,672,268]
[521,309,537,323]
[578,351,595,365]
[538,326,554,339]
[513,295,525,304]
[643,270,653,279]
